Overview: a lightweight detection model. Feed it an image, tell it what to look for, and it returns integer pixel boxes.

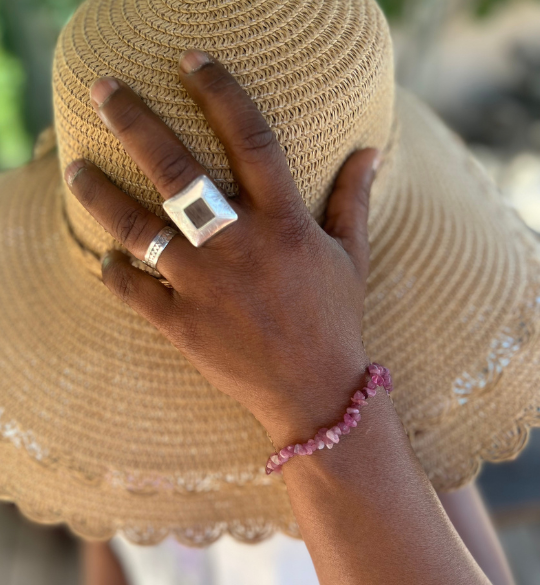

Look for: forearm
[437,484,515,585]
[279,388,491,585]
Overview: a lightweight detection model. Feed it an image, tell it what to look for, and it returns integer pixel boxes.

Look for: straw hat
[1,0,539,546]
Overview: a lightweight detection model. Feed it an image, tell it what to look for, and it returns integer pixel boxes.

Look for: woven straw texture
[1,0,540,546]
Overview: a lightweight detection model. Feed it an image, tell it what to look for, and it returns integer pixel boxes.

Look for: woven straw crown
[1,0,540,546]
[55,0,394,264]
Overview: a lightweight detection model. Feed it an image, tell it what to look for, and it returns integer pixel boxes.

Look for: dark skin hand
[66,50,375,449]
[66,50,491,584]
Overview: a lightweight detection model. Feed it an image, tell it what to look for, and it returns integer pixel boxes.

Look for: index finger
[178,50,301,214]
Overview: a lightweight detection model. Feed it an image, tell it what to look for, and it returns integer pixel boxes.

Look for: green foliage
[377,0,523,21]
[0,0,81,170]
[0,42,32,169]
[378,0,406,20]
[39,0,81,28]
[473,0,513,18]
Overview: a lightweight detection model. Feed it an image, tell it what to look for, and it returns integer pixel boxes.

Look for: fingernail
[65,159,87,186]
[90,77,120,107]
[372,150,383,173]
[179,50,211,74]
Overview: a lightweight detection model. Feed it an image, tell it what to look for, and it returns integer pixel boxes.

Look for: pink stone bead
[372,374,384,386]
[264,362,392,475]
[302,443,314,455]
[266,460,277,474]
[352,390,365,403]
[326,429,340,444]
[281,449,293,461]
[322,435,335,448]
[352,396,368,407]
[294,443,308,455]
[344,413,355,426]
[338,422,351,435]
[369,364,382,376]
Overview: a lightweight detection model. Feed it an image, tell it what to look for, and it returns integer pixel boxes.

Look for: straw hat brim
[1,87,539,546]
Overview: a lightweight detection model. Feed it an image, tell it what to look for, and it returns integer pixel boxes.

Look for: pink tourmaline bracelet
[265,363,393,475]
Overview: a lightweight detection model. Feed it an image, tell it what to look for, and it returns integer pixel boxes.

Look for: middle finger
[90,76,214,202]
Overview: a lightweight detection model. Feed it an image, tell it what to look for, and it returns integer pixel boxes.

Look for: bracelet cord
[265,363,393,475]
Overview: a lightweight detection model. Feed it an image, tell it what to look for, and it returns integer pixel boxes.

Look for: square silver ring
[162,175,238,247]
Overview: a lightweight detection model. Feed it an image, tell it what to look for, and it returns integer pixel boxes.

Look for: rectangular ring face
[162,175,238,247]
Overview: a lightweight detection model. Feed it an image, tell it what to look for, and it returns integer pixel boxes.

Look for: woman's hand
[65,50,495,585]
[65,49,380,447]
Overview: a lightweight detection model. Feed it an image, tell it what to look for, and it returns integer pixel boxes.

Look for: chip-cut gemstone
[294,443,307,455]
[338,422,351,434]
[372,374,384,386]
[322,435,335,448]
[303,443,314,455]
[326,429,340,444]
[352,390,366,403]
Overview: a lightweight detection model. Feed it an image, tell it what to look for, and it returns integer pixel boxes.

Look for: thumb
[323,148,381,281]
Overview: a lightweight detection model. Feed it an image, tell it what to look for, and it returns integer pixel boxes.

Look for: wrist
[260,352,372,449]
[284,387,404,478]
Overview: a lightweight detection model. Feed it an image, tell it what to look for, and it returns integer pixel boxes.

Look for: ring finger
[64,159,199,285]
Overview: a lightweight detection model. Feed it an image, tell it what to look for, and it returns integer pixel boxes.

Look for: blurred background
[0,0,539,583]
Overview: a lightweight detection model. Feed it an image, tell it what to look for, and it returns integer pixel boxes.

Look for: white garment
[110,532,320,585]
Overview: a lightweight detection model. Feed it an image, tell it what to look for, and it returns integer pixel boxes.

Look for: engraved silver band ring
[143,226,179,270]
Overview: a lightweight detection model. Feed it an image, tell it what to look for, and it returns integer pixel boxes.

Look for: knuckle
[116,271,137,304]
[267,201,313,248]
[104,263,138,304]
[152,148,196,194]
[169,296,202,351]
[111,101,144,137]
[234,125,280,164]
[280,213,313,249]
[112,206,149,248]
[199,70,239,98]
